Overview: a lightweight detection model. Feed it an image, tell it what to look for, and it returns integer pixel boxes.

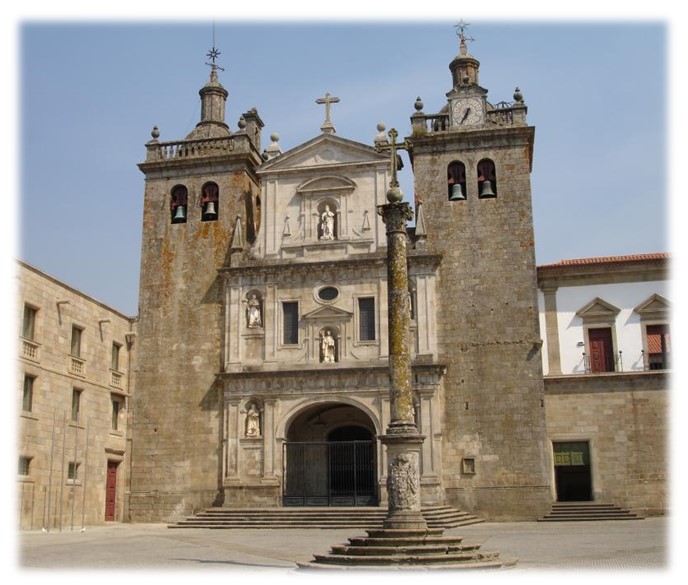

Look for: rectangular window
[71,388,82,422]
[68,462,80,481]
[283,302,299,345]
[22,375,34,412]
[111,342,122,372]
[70,325,83,358]
[22,305,37,340]
[358,297,376,341]
[111,395,122,430]
[647,324,670,370]
[19,457,31,476]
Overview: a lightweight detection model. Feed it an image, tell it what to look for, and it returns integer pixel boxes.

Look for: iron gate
[283,441,377,506]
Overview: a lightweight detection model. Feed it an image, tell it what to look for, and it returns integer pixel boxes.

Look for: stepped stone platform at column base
[298,527,513,570]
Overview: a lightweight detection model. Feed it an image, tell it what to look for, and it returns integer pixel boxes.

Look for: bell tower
[129,48,264,521]
[407,24,552,520]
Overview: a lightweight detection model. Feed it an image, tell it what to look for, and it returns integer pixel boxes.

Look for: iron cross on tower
[376,128,410,202]
[316,92,340,134]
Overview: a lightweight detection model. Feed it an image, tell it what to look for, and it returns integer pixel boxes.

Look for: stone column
[542,286,562,375]
[263,399,276,478]
[377,196,427,531]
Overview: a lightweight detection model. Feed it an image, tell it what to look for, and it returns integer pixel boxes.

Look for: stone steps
[538,502,643,522]
[169,505,484,530]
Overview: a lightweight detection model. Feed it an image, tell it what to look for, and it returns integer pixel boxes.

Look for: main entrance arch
[283,402,378,506]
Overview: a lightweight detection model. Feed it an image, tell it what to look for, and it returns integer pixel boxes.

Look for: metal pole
[70,412,79,531]
[81,419,89,530]
[58,411,66,532]
[45,411,56,532]
[19,483,24,530]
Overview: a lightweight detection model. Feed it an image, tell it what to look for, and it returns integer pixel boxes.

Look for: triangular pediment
[302,305,354,321]
[576,297,621,320]
[257,133,387,174]
[634,294,671,317]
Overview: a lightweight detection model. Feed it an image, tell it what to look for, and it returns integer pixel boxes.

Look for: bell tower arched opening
[283,403,378,507]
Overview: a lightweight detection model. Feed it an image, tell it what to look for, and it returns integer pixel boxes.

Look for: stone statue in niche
[320,204,335,240]
[387,453,420,510]
[321,329,336,363]
[246,294,262,328]
[245,403,261,437]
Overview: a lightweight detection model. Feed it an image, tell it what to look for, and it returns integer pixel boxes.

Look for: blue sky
[13,16,673,316]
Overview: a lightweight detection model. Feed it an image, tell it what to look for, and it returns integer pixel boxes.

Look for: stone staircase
[169,505,484,530]
[538,502,643,522]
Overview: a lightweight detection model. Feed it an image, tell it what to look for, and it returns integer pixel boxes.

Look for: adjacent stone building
[17,261,136,530]
[17,30,669,528]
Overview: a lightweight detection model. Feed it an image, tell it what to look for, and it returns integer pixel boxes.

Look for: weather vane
[205,22,225,72]
[454,19,475,45]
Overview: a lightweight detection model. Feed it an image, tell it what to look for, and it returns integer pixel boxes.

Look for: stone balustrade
[145,136,246,162]
[411,103,525,136]
[22,339,39,361]
[69,356,86,376]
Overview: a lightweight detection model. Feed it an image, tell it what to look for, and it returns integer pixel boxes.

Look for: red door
[105,461,118,521]
[588,328,614,373]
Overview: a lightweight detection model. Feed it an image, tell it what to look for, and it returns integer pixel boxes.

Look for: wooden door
[588,327,614,373]
[105,461,118,521]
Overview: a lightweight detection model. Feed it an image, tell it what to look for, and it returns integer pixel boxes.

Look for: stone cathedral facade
[128,33,555,522]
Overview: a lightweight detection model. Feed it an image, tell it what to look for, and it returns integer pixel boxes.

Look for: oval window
[318,287,339,301]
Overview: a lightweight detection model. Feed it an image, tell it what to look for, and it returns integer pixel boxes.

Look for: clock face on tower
[452,97,484,128]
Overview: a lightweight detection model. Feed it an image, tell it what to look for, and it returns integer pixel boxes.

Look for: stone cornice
[537,255,670,289]
[408,125,535,171]
[544,370,669,395]
[219,362,446,395]
[219,252,443,278]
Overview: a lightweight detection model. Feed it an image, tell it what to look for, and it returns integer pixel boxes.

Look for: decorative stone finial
[387,185,403,203]
[263,132,282,160]
[514,87,524,103]
[151,126,160,140]
[414,97,424,112]
[374,123,387,145]
[237,116,246,130]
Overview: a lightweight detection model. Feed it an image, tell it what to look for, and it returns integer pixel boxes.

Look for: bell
[203,201,217,219]
[172,205,186,222]
[449,183,466,201]
[479,180,496,198]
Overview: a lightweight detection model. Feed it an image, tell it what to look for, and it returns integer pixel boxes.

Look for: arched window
[447,161,467,200]
[477,158,498,198]
[201,182,219,221]
[170,185,188,224]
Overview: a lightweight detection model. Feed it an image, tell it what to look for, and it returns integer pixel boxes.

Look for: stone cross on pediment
[316,92,340,134]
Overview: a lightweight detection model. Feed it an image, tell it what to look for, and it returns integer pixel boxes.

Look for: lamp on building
[125,332,136,350]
